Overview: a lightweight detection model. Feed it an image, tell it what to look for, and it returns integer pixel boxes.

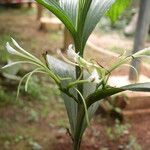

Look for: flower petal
[11,38,23,51]
[6,42,20,55]
[133,47,150,58]
[88,69,101,83]
[67,44,79,61]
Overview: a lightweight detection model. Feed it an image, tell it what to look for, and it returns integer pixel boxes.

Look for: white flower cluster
[87,69,101,83]
[66,44,102,84]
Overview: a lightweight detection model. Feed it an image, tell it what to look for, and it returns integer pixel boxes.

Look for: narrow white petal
[2,62,20,69]
[67,44,79,62]
[46,54,52,69]
[11,38,23,51]
[6,42,19,55]
[2,61,28,69]
[133,47,150,58]
[11,38,38,60]
[88,69,101,83]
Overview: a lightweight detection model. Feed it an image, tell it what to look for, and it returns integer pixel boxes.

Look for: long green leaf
[36,0,115,53]
[35,0,76,38]
[46,55,99,136]
[122,82,150,92]
[86,82,150,107]
[46,55,77,135]
[59,0,78,26]
[77,0,92,36]
[82,0,115,47]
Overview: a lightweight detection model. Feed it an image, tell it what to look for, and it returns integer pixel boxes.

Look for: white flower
[46,54,52,69]
[11,38,23,50]
[133,47,150,58]
[88,69,101,83]
[6,42,20,55]
[67,44,79,62]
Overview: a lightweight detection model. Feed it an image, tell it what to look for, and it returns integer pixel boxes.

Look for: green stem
[76,66,83,102]
[72,42,84,150]
[73,105,85,150]
[73,37,85,150]
[74,40,84,103]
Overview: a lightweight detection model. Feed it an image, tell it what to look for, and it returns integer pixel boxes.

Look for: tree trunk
[37,4,43,20]
[129,0,150,81]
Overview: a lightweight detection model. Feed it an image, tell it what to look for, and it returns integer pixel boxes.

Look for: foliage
[0,35,11,63]
[107,0,132,25]
[20,77,52,101]
[27,109,39,122]
[0,86,18,106]
[28,140,42,150]
[100,94,128,121]
[2,1,150,150]
[127,135,142,150]
[106,119,131,140]
[106,120,141,150]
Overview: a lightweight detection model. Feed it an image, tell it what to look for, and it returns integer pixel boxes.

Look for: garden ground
[0,7,150,150]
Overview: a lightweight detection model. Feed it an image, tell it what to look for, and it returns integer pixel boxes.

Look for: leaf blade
[86,82,150,107]
[35,0,76,38]
[82,0,115,47]
[107,0,131,24]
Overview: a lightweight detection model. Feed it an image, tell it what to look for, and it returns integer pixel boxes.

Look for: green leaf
[46,55,99,136]
[36,0,115,53]
[86,82,150,107]
[46,55,77,135]
[107,0,131,24]
[59,0,78,26]
[35,0,76,38]
[77,0,92,38]
[122,82,150,92]
[82,0,115,47]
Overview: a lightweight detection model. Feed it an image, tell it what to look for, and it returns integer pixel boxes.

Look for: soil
[0,102,150,150]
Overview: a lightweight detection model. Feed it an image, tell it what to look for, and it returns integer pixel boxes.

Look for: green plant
[27,109,39,123]
[20,77,48,101]
[126,135,141,150]
[100,94,128,121]
[28,139,42,150]
[106,120,141,150]
[106,119,131,140]
[107,0,132,25]
[1,1,150,150]
[0,86,18,106]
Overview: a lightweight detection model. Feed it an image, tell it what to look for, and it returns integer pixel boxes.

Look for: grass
[0,85,19,106]
[0,77,68,149]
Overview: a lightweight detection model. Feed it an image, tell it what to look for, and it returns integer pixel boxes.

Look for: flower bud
[67,44,79,62]
[6,42,20,55]
[88,69,101,83]
[133,47,150,58]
